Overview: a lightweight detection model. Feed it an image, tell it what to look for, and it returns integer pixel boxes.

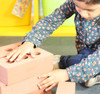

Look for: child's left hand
[37,69,69,92]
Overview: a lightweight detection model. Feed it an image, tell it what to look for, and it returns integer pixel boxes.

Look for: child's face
[73,0,100,20]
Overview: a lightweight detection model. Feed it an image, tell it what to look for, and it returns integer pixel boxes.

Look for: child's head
[73,0,100,19]
[78,0,100,4]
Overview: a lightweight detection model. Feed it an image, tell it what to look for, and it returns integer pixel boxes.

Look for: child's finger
[30,50,36,58]
[6,49,17,59]
[38,72,52,79]
[38,76,54,89]
[38,74,48,79]
[40,76,52,86]
[40,80,54,89]
[45,83,57,92]
[30,53,35,58]
[16,52,26,61]
[9,51,20,62]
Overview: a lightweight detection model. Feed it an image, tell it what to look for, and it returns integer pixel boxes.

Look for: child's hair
[77,0,100,4]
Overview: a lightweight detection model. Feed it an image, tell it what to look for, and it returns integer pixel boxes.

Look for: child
[6,0,100,92]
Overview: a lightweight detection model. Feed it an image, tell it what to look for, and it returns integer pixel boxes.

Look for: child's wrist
[63,69,70,81]
[23,41,35,47]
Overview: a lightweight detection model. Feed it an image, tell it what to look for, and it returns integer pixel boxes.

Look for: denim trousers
[59,48,100,77]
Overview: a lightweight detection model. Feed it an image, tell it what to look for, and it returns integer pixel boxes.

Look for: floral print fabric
[22,0,100,82]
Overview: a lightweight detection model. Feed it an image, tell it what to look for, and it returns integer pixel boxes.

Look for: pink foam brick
[0,76,51,94]
[56,82,76,94]
[0,42,21,58]
[0,42,54,86]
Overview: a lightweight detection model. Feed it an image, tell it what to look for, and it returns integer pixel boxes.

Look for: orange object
[56,82,76,94]
[0,42,53,86]
[0,76,51,94]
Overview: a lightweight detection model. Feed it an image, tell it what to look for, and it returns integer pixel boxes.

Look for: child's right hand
[6,42,35,62]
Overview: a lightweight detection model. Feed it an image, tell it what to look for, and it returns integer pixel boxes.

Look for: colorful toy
[0,0,32,36]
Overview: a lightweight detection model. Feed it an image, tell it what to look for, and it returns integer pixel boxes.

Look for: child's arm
[22,0,75,47]
[66,48,100,83]
[6,0,75,62]
[37,69,69,92]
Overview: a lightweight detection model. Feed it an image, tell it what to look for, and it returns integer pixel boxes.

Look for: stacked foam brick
[56,82,75,94]
[0,42,53,94]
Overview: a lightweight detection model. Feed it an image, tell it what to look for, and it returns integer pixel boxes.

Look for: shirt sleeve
[22,0,75,47]
[67,46,100,83]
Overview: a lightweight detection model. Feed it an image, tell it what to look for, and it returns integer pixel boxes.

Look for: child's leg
[59,54,83,69]
[59,48,95,69]
[53,48,94,69]
[53,48,100,87]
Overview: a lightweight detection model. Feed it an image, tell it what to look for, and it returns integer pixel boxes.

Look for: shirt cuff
[22,36,41,47]
[66,64,88,83]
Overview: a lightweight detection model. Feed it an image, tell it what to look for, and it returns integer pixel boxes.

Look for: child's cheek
[80,11,89,19]
[75,6,81,13]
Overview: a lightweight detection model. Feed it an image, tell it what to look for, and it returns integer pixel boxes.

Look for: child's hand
[6,42,35,62]
[37,69,69,92]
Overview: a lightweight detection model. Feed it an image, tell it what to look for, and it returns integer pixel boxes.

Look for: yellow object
[34,0,40,26]
[51,26,76,37]
[0,26,32,36]
[0,0,32,36]
[0,0,76,37]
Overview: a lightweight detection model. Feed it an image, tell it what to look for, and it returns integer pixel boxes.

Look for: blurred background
[0,0,76,36]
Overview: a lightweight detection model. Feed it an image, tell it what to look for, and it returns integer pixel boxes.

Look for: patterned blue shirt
[23,0,100,83]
